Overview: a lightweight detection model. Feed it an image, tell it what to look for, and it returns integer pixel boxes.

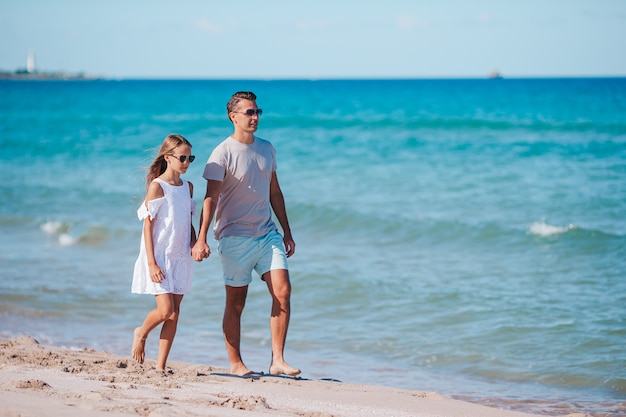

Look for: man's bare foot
[269,362,301,377]
[131,327,146,364]
[230,363,254,377]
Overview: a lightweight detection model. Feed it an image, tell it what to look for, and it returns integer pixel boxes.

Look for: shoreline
[0,336,590,417]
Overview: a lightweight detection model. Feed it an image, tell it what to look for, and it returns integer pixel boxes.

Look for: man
[192,91,300,377]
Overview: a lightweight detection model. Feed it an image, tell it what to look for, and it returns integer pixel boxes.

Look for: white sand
[0,336,589,417]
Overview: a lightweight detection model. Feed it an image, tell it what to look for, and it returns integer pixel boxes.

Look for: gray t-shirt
[202,136,278,240]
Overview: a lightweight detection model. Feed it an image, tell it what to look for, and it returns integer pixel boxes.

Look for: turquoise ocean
[1,78,624,416]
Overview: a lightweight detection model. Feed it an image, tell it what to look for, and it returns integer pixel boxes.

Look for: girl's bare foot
[132,327,146,364]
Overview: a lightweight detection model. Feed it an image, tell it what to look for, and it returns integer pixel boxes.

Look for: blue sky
[2,0,625,79]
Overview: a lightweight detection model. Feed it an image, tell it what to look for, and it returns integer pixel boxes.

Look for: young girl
[131,134,197,371]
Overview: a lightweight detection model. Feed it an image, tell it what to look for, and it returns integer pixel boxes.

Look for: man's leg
[223,285,254,376]
[263,269,301,376]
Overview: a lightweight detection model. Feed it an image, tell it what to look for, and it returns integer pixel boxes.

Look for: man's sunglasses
[234,109,263,117]
[168,154,195,163]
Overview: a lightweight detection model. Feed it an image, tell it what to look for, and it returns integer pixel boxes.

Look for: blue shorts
[217,230,288,287]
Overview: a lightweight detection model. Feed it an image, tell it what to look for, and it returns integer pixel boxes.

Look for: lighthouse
[26,50,35,73]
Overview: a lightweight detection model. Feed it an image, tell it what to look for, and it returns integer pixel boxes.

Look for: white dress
[131,178,195,295]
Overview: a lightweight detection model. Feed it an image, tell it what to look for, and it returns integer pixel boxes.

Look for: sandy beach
[0,336,592,417]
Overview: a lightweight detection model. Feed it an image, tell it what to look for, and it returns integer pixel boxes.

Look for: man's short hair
[227,91,257,118]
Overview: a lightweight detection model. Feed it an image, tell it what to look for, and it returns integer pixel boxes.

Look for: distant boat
[488,70,503,79]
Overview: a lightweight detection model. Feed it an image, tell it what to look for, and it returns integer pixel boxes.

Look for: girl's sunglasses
[168,154,195,163]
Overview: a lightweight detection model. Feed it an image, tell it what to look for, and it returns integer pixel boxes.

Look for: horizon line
[3,73,626,82]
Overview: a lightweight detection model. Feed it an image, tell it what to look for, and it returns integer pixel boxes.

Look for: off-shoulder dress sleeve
[137,197,166,221]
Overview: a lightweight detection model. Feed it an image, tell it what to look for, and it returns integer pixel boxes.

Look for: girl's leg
[132,293,176,364]
[156,294,184,371]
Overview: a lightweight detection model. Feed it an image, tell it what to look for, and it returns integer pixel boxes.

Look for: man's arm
[191,179,223,261]
[269,171,295,258]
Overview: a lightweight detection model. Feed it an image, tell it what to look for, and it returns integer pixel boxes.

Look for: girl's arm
[144,181,165,283]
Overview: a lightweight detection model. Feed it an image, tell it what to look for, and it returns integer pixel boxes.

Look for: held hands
[191,240,211,262]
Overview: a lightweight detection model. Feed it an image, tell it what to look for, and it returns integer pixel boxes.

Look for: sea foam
[41,221,76,245]
[528,221,573,237]
[41,221,67,235]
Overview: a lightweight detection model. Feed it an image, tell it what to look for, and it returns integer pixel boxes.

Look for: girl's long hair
[145,134,192,189]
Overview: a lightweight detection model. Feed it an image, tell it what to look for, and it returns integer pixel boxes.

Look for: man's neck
[231,131,255,144]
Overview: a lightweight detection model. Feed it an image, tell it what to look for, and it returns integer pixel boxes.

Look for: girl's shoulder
[146,179,165,200]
